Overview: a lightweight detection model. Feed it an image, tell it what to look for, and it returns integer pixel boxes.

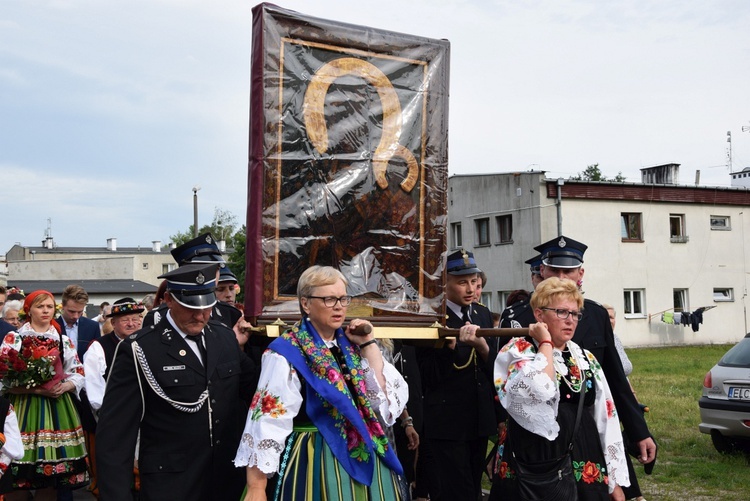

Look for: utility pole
[193,186,201,237]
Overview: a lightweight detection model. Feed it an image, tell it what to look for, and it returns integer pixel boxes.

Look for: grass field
[627,344,750,500]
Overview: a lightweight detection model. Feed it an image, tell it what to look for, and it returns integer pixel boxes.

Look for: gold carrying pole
[258,322,528,340]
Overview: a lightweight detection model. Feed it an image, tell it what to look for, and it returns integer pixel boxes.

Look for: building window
[623,289,645,316]
[621,213,643,241]
[142,263,149,270]
[495,215,513,244]
[714,288,734,302]
[710,215,731,230]
[475,218,490,246]
[673,288,689,313]
[498,290,512,311]
[480,291,492,307]
[162,263,176,274]
[451,222,462,249]
[669,214,688,243]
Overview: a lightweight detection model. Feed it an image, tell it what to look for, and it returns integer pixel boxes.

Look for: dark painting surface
[245,3,449,325]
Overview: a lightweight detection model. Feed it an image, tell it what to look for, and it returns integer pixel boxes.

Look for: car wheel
[711,430,739,454]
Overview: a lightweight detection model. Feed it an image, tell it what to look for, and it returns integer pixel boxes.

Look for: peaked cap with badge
[171,232,240,285]
[446,249,482,276]
[171,233,227,266]
[534,235,588,269]
[159,262,219,310]
[524,254,543,276]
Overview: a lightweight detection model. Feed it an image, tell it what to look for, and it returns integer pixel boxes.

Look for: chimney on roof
[152,240,162,252]
[107,237,117,251]
[218,239,226,252]
[641,163,680,185]
[42,236,54,249]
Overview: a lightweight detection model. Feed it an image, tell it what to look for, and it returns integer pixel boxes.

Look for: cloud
[2,0,750,254]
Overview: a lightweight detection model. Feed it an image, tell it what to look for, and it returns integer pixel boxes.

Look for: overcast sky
[2,0,749,255]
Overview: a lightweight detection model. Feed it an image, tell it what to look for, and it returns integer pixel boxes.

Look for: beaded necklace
[552,342,585,394]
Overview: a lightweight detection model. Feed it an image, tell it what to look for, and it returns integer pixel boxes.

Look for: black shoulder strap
[568,370,587,453]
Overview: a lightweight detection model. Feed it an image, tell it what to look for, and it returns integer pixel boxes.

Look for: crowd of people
[0,232,657,501]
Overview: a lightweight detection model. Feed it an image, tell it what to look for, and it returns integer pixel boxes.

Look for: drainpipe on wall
[556,178,564,235]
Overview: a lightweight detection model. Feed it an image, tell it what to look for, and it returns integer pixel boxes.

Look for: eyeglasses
[308,295,353,308]
[541,307,583,321]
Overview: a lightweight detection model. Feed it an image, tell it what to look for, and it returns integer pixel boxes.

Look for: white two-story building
[448,164,750,347]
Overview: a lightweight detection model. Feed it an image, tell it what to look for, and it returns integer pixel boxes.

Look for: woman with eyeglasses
[489,277,630,501]
[235,265,408,501]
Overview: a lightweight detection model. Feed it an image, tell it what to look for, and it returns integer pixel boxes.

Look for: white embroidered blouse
[494,337,630,493]
[233,342,408,476]
[0,323,85,396]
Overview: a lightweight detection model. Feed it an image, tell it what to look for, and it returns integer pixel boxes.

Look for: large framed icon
[244,3,450,327]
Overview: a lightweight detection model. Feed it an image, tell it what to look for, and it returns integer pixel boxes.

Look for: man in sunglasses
[501,235,657,476]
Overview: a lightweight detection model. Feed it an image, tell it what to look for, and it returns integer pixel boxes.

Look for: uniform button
[215,419,220,424]
[211,399,217,404]
[159,466,163,470]
[174,379,178,383]
[216,440,221,445]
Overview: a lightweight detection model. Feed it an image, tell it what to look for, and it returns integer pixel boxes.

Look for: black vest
[98,332,122,380]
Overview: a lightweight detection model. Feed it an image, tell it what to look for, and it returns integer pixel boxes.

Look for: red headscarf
[22,290,56,320]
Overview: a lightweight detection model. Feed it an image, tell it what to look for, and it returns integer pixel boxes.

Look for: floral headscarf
[269,317,402,486]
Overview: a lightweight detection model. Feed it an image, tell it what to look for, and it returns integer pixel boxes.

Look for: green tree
[168,207,239,247]
[227,225,247,304]
[569,164,625,182]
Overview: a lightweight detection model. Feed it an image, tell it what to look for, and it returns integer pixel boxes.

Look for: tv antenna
[727,131,732,172]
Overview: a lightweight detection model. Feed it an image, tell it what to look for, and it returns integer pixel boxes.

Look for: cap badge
[196,272,205,285]
[205,235,213,244]
[462,250,469,265]
[558,237,567,248]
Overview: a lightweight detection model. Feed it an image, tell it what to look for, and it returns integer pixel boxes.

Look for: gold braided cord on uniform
[452,347,476,370]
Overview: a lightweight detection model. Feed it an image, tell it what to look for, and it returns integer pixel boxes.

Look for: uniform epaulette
[130,323,157,341]
[501,299,530,320]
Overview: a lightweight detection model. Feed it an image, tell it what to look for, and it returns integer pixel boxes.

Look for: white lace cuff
[233,433,286,476]
[360,359,407,425]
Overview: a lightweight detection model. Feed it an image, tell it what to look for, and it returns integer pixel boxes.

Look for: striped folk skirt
[5,392,89,490]
[271,425,402,501]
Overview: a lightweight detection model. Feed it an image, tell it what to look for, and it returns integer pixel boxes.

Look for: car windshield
[720,336,750,367]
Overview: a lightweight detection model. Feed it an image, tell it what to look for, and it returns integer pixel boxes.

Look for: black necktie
[461,305,471,324]
[185,334,207,365]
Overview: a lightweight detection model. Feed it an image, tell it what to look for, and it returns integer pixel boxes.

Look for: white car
[699,333,750,453]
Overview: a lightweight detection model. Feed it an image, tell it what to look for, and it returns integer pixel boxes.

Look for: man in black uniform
[96,263,257,501]
[417,249,497,501]
[500,235,657,469]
